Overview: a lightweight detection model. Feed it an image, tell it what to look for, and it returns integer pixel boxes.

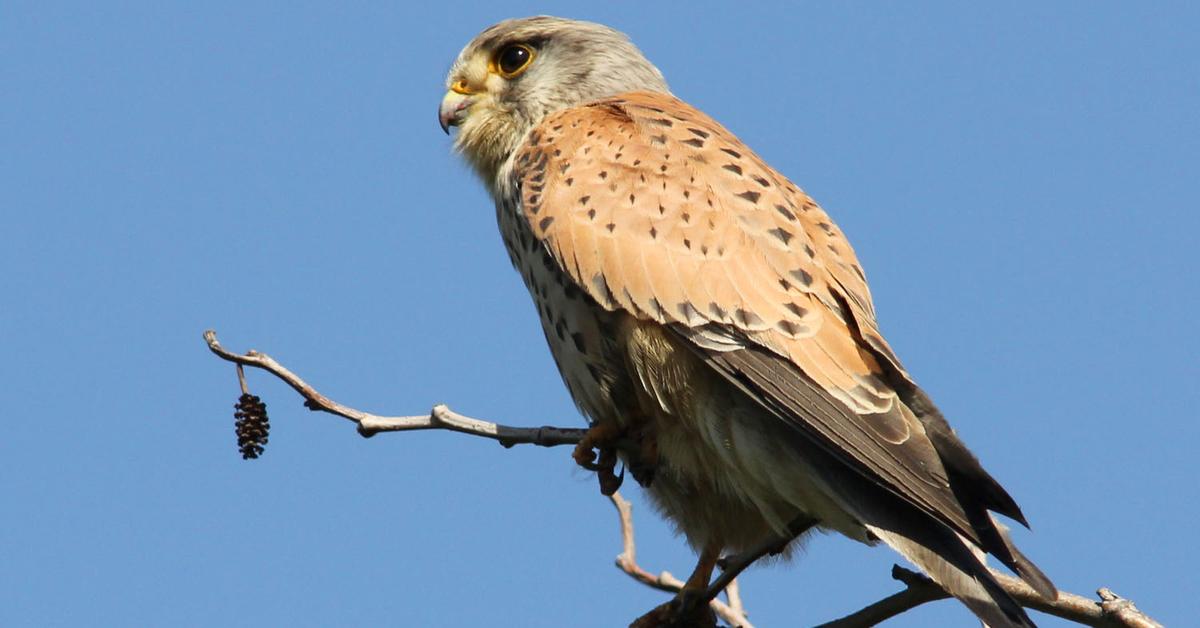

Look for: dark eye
[495,44,534,78]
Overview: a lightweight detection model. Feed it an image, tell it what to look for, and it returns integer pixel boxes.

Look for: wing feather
[511,91,1045,573]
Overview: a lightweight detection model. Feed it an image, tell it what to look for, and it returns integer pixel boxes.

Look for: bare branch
[818,565,1162,628]
[609,491,753,628]
[814,565,949,628]
[204,330,587,447]
[205,329,1162,628]
[724,578,747,625]
[991,573,1162,628]
[1095,588,1162,628]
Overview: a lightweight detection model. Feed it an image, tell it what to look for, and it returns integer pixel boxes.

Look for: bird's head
[439,16,669,183]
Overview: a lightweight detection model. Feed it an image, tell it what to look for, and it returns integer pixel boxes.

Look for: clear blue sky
[3,2,1196,626]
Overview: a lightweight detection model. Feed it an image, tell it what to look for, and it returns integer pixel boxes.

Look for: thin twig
[236,364,249,395]
[819,565,1162,628]
[814,565,948,628]
[990,573,1162,628]
[204,330,587,447]
[609,492,753,628]
[724,578,746,624]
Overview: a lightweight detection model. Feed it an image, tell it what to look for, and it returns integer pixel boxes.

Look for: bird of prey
[439,16,1056,627]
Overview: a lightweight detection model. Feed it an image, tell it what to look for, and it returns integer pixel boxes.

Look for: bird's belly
[620,316,870,554]
[500,214,626,426]
[645,397,874,555]
[500,212,863,555]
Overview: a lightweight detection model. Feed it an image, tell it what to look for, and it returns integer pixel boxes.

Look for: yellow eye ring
[492,44,535,79]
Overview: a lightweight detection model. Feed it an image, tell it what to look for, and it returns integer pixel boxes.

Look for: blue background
[3,2,1196,626]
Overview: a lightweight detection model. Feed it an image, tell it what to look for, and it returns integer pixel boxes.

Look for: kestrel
[440,16,1056,627]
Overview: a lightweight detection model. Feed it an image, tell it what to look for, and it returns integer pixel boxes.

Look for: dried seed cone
[234,393,270,459]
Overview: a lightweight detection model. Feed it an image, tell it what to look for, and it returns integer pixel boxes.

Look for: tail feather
[867,523,1035,628]
[954,486,1058,601]
[828,463,1038,628]
[899,387,1059,601]
[993,515,1058,601]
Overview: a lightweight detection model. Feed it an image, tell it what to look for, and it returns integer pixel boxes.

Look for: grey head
[439,16,670,180]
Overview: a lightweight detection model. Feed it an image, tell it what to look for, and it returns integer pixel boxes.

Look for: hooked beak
[438,90,475,134]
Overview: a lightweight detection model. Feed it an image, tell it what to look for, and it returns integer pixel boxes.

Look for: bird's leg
[631,516,817,627]
[572,420,625,495]
[709,514,818,602]
[630,542,721,628]
[676,543,721,614]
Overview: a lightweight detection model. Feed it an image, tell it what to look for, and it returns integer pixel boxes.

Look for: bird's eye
[495,44,535,78]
